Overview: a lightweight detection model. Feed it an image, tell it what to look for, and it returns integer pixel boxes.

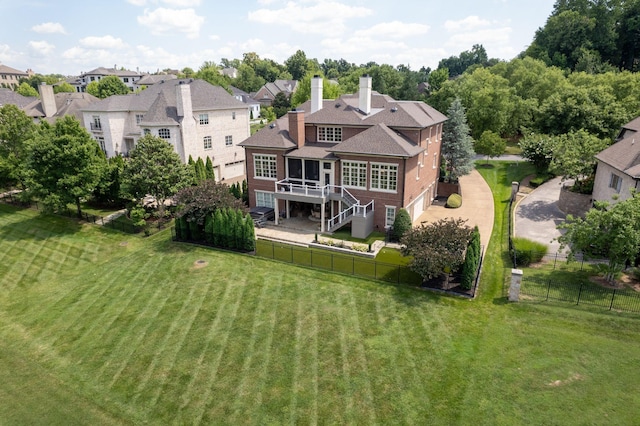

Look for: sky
[0,0,557,77]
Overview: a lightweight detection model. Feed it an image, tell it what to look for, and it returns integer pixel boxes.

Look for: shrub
[529,172,554,188]
[461,227,481,289]
[511,237,548,266]
[446,193,462,208]
[392,208,412,241]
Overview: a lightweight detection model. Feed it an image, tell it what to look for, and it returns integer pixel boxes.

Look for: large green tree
[121,134,191,216]
[290,73,341,108]
[16,82,38,97]
[23,116,106,217]
[0,104,36,187]
[87,75,130,99]
[440,97,475,181]
[285,49,311,81]
[475,130,506,163]
[549,129,609,185]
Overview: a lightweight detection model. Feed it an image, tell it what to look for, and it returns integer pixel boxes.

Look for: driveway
[514,176,567,254]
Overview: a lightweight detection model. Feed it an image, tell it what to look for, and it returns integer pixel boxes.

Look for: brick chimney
[288,110,305,148]
[359,74,372,115]
[39,83,57,118]
[311,75,323,113]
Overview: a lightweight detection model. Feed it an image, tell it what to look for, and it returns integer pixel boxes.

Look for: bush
[511,237,548,266]
[392,208,412,241]
[529,172,554,188]
[461,227,481,290]
[446,193,462,208]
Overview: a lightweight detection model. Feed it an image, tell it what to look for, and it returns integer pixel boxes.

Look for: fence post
[577,283,583,305]
[609,289,616,311]
[554,252,558,270]
[508,269,523,302]
[546,280,551,301]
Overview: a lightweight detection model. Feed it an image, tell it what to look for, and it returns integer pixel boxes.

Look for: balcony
[90,123,102,131]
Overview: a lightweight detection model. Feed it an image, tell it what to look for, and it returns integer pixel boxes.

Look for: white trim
[341,160,367,189]
[255,190,275,208]
[370,162,398,193]
[253,153,277,180]
[385,205,396,228]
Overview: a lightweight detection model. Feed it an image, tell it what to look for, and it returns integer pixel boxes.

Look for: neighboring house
[253,79,298,106]
[72,67,144,93]
[239,75,447,238]
[82,78,250,181]
[134,74,177,89]
[221,67,238,79]
[0,63,29,90]
[230,86,261,119]
[593,116,640,204]
[0,84,98,124]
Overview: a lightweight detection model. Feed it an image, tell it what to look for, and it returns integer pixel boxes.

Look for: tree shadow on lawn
[0,213,83,241]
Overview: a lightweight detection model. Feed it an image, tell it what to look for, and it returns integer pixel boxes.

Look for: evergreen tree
[205,156,215,180]
[234,209,244,249]
[441,97,475,182]
[213,208,224,246]
[243,212,256,251]
[204,213,214,243]
[195,157,206,182]
[241,179,249,204]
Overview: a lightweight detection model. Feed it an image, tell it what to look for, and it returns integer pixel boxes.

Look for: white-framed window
[135,114,144,124]
[96,136,106,153]
[225,135,233,146]
[341,161,367,188]
[428,126,432,144]
[199,113,209,125]
[92,115,101,130]
[123,77,129,83]
[610,173,622,193]
[385,206,396,228]
[158,128,170,140]
[318,126,342,142]
[256,191,275,208]
[203,136,212,150]
[254,154,277,179]
[433,153,438,169]
[232,111,236,120]
[370,163,398,192]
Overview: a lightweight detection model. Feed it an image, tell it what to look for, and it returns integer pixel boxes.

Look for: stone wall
[558,185,592,218]
[438,182,461,198]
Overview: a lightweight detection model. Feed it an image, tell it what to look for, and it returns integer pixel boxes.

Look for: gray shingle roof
[596,134,640,178]
[0,64,28,76]
[238,115,297,150]
[0,88,36,108]
[139,91,178,126]
[329,123,423,158]
[285,143,339,160]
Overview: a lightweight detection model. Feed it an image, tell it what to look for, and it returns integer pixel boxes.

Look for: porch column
[274,199,280,225]
[320,202,326,232]
[286,200,290,218]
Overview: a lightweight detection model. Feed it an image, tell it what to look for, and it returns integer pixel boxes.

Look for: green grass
[3,168,640,424]
[323,229,386,245]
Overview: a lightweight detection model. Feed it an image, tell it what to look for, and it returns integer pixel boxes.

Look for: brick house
[239,75,447,238]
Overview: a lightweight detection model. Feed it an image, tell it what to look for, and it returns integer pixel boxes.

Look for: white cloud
[137,8,204,39]
[0,44,18,62]
[162,0,202,6]
[127,0,148,5]
[31,22,67,35]
[248,1,373,34]
[446,27,512,49]
[444,16,491,32]
[354,21,430,39]
[28,40,56,57]
[209,34,220,41]
[79,35,127,49]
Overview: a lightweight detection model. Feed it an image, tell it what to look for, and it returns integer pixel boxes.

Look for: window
[225,135,233,146]
[288,158,302,179]
[433,153,438,169]
[342,161,367,188]
[203,136,212,150]
[371,163,398,192]
[254,154,277,179]
[256,191,275,208]
[96,137,106,153]
[385,206,396,228]
[123,77,129,83]
[610,173,622,193]
[143,128,150,135]
[318,126,342,142]
[199,114,209,125]
[135,114,144,124]
[305,160,320,181]
[90,76,95,81]
[158,128,170,139]
[232,111,236,120]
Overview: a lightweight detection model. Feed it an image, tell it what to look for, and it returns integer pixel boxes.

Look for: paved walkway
[415,169,494,253]
[514,177,567,253]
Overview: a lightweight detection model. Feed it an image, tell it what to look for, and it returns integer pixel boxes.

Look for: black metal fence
[520,275,640,313]
[256,239,423,286]
[0,192,141,234]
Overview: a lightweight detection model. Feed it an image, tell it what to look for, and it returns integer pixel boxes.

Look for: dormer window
[318,126,342,142]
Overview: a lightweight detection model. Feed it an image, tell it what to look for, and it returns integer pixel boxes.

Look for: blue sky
[0,0,556,76]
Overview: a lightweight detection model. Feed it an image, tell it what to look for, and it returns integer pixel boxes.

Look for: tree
[0,104,36,187]
[174,179,245,226]
[558,193,640,282]
[121,134,191,217]
[441,97,475,181]
[272,92,291,118]
[17,82,38,97]
[285,49,310,81]
[549,129,608,186]
[401,218,473,281]
[195,157,206,182]
[518,133,555,173]
[205,156,215,180]
[438,44,491,78]
[23,116,106,217]
[92,155,125,207]
[427,67,449,93]
[290,72,341,108]
[392,208,412,241]
[475,130,506,163]
[53,82,75,93]
[89,75,130,99]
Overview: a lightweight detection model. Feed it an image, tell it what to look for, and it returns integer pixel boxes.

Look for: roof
[27,92,99,123]
[329,123,423,158]
[0,88,36,108]
[623,116,640,133]
[81,67,142,77]
[139,91,179,126]
[0,64,28,76]
[256,79,298,99]
[229,85,260,105]
[82,79,247,114]
[238,115,297,150]
[596,133,640,178]
[285,143,339,160]
[136,74,177,86]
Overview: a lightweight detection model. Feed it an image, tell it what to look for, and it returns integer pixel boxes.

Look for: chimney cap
[313,74,321,78]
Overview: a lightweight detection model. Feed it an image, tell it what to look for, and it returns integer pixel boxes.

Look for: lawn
[2,165,640,424]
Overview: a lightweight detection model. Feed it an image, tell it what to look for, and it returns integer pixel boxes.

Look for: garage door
[413,195,425,221]
[224,161,245,180]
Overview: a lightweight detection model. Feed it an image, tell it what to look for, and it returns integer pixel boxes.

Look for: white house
[82,78,250,181]
[72,67,144,93]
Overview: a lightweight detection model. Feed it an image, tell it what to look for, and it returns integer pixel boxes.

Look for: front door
[322,162,334,188]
